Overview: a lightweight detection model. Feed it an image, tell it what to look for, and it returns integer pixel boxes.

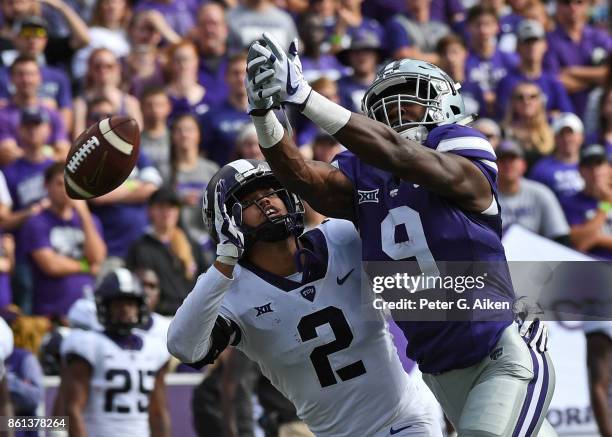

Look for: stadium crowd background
[0,0,609,435]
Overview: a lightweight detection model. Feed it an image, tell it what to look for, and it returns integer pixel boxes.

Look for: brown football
[64,116,140,199]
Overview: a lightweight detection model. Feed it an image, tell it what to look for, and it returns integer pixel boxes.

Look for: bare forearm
[150,413,171,437]
[77,212,106,263]
[35,253,83,277]
[570,212,607,251]
[591,383,612,437]
[89,182,157,205]
[262,132,353,219]
[67,409,87,437]
[562,65,608,85]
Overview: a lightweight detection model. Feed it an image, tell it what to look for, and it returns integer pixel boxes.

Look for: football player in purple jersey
[244,33,557,437]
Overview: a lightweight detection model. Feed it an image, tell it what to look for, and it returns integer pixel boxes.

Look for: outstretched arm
[330,108,492,213]
[260,127,355,220]
[247,33,492,214]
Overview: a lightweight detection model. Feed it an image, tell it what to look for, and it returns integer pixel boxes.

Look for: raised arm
[246,34,492,214]
[332,111,492,212]
[260,128,355,220]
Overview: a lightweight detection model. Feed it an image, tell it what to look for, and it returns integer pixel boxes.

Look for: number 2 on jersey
[298,306,366,388]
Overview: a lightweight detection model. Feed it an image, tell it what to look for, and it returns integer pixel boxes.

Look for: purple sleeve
[385,17,412,53]
[48,109,68,143]
[6,353,43,412]
[331,150,359,186]
[21,215,51,256]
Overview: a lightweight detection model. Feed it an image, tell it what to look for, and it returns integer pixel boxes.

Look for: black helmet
[202,159,305,248]
[95,268,149,335]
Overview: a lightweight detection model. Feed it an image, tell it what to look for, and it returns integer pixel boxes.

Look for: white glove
[247,32,312,107]
[214,180,245,265]
[245,47,279,115]
[515,297,549,352]
[519,317,549,353]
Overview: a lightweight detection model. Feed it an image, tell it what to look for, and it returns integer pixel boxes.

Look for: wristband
[598,201,612,213]
[302,91,352,135]
[124,179,138,191]
[329,34,343,45]
[80,259,90,273]
[216,255,238,266]
[251,111,285,148]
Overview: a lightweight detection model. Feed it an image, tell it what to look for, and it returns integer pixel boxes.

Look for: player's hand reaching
[246,33,312,108]
[214,180,245,265]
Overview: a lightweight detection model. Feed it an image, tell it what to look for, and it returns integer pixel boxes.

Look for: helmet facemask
[363,62,467,142]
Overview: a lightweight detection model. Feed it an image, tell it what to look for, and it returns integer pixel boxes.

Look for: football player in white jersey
[168,159,442,437]
[0,316,13,419]
[60,268,170,437]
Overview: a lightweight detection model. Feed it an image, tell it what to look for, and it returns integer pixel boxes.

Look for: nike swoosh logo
[390,425,413,435]
[86,150,108,187]
[286,59,298,95]
[336,269,354,285]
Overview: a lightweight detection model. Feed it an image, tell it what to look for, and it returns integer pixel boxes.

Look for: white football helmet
[362,59,469,142]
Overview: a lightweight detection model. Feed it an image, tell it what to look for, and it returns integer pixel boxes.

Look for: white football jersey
[0,317,13,379]
[61,329,169,437]
[135,313,171,346]
[220,219,426,437]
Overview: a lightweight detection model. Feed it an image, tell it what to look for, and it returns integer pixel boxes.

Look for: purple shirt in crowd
[199,100,250,166]
[90,153,161,258]
[495,69,574,117]
[543,26,612,117]
[134,0,195,36]
[21,209,101,316]
[0,66,72,109]
[3,158,53,211]
[168,92,211,121]
[198,56,229,108]
[561,191,612,260]
[0,103,67,145]
[301,54,348,83]
[528,156,584,200]
[465,49,519,93]
[337,75,371,113]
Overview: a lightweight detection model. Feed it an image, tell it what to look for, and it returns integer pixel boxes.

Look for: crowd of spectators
[0,0,608,432]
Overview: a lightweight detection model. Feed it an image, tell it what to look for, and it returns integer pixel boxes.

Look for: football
[64,116,140,199]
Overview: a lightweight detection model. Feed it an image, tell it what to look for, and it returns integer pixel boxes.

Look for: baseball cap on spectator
[337,30,385,66]
[496,140,524,159]
[579,144,608,166]
[15,16,48,37]
[552,112,584,135]
[20,107,49,125]
[517,19,545,43]
[148,186,181,207]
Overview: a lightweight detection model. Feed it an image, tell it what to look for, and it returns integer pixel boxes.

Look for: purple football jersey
[21,209,101,316]
[333,124,514,373]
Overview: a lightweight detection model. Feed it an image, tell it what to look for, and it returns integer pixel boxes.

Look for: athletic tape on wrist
[216,255,238,266]
[302,91,352,135]
[251,111,285,148]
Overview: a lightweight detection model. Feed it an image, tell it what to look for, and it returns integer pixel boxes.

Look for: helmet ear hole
[450,105,461,115]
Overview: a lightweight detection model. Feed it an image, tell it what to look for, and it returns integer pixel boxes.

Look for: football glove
[247,33,312,107]
[515,297,549,352]
[214,179,245,264]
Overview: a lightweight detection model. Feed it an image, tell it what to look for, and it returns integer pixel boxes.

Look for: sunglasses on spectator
[19,27,47,38]
[513,93,540,101]
[482,132,498,140]
[142,281,159,289]
[558,0,585,5]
